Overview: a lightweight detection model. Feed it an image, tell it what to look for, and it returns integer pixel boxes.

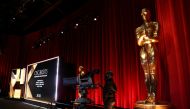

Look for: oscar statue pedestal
[135,101,171,109]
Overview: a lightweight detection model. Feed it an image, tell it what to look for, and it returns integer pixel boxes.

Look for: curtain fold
[156,0,190,109]
[0,36,21,96]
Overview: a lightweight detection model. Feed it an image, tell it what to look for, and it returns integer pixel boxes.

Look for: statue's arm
[136,27,145,46]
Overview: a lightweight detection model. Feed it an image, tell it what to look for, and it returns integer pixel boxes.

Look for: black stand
[73,87,92,109]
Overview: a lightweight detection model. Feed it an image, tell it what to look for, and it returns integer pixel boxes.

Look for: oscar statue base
[135,101,171,109]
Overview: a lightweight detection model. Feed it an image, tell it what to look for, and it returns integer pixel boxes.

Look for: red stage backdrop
[156,0,190,109]
[0,0,190,109]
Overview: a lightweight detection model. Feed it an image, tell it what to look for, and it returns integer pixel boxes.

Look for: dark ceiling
[0,0,90,36]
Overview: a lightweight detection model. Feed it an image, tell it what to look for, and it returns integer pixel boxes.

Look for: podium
[135,101,171,109]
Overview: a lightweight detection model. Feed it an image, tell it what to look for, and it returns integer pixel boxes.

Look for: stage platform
[134,101,171,109]
[0,98,128,109]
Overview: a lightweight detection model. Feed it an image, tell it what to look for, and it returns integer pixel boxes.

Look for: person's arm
[110,80,117,92]
[113,82,117,92]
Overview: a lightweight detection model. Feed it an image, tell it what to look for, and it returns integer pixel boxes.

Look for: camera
[63,69,100,104]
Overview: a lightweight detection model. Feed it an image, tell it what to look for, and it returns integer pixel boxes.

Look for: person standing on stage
[103,71,117,109]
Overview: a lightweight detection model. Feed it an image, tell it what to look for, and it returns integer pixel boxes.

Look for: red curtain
[0,36,21,96]
[156,0,190,109]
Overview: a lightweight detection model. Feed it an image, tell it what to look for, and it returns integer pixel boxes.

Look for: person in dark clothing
[103,71,117,109]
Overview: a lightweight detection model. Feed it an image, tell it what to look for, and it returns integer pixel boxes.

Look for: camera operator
[103,71,117,109]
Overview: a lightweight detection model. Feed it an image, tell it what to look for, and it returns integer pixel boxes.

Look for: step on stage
[135,101,171,109]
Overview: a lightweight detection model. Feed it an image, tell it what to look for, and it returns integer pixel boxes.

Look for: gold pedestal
[135,101,171,109]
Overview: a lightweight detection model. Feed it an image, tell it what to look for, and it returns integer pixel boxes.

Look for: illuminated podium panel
[25,56,59,104]
[25,56,76,105]
[13,89,21,99]
[9,68,26,99]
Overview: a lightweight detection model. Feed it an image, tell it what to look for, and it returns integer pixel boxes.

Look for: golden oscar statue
[136,8,159,104]
[135,8,171,109]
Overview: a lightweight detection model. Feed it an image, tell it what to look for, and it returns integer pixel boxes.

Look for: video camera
[78,69,99,88]
[63,69,99,87]
[63,69,100,104]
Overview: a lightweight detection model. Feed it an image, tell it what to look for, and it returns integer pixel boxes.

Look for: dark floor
[0,98,104,109]
[0,98,127,109]
[0,98,39,109]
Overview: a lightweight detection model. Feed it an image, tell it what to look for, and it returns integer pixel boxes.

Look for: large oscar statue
[136,8,159,104]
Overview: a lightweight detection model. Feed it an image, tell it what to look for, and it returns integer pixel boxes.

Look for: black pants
[104,97,115,109]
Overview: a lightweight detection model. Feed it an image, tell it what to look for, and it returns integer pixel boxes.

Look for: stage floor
[0,98,104,109]
[0,98,53,109]
[0,98,126,109]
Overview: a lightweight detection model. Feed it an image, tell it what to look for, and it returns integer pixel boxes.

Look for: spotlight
[60,31,64,34]
[10,17,16,24]
[93,18,97,21]
[74,23,79,29]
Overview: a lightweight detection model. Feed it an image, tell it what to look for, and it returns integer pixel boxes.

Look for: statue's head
[141,8,151,22]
